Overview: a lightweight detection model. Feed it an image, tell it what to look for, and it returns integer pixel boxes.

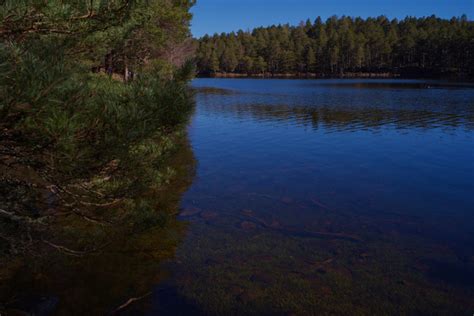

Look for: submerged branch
[110,292,151,315]
[42,239,110,257]
[42,240,91,257]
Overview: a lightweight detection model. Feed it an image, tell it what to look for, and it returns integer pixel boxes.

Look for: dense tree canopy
[0,0,195,261]
[196,15,474,78]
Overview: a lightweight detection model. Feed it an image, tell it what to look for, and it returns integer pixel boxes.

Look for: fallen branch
[310,198,332,211]
[78,198,123,208]
[110,292,151,315]
[42,239,111,257]
[42,239,90,257]
[305,257,335,269]
[239,212,362,242]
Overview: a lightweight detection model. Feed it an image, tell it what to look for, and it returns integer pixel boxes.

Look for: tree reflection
[0,139,196,315]
[198,98,474,131]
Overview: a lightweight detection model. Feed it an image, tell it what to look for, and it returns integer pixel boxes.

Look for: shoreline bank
[198,72,473,81]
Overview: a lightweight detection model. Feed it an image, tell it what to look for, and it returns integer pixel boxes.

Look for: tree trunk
[124,63,129,83]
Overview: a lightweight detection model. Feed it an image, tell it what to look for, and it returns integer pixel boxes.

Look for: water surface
[165,79,474,315]
[5,78,472,315]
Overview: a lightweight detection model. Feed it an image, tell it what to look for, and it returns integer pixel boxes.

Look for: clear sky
[190,0,473,37]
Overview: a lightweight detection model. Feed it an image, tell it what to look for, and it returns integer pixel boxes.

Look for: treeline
[196,15,474,78]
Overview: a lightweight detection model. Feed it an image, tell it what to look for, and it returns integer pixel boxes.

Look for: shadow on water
[144,285,206,316]
[0,140,197,315]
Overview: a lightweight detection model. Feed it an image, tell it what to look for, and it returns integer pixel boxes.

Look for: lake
[3,78,473,315]
[163,78,474,315]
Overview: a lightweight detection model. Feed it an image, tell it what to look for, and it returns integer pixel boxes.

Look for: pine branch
[0,208,48,225]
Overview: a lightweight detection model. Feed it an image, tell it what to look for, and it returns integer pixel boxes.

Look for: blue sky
[190,0,473,37]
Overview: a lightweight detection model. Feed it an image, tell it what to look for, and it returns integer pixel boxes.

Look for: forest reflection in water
[198,102,474,131]
[0,139,197,315]
[194,81,474,132]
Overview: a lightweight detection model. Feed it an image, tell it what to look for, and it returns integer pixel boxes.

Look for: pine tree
[241,56,254,74]
[210,50,220,73]
[0,0,196,259]
[305,46,316,72]
[221,48,238,72]
[195,14,474,77]
[253,56,267,74]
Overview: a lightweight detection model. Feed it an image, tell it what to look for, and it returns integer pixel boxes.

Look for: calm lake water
[3,78,474,315]
[162,79,474,315]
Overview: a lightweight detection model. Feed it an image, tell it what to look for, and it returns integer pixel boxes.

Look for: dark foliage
[196,15,474,78]
[0,0,196,260]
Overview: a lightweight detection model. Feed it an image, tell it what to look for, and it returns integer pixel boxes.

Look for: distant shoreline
[200,72,398,79]
[198,72,472,81]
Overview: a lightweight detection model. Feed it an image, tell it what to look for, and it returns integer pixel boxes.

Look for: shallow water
[164,79,474,315]
[3,78,473,315]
